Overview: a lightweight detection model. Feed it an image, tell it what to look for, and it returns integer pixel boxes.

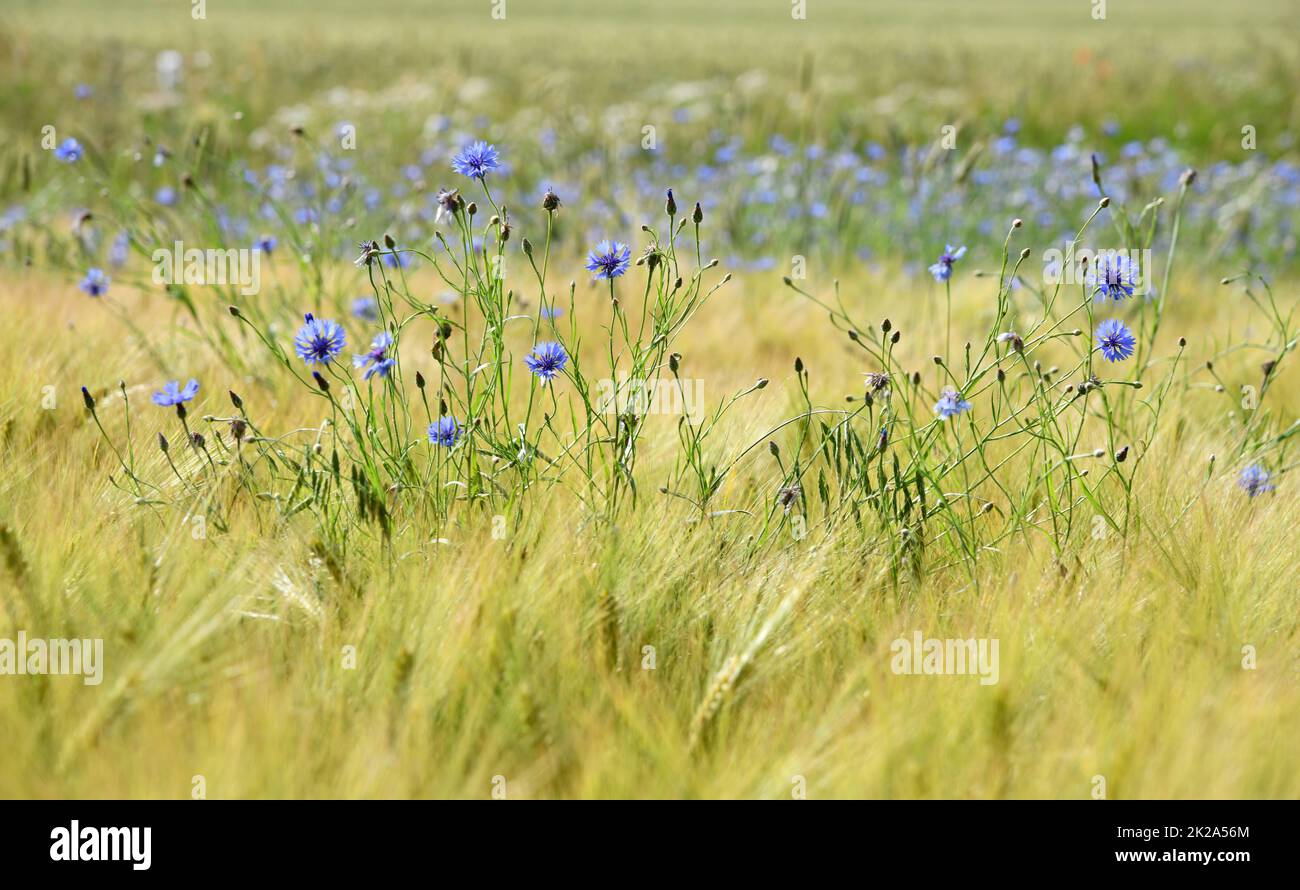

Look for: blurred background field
[3,0,1299,279]
[0,0,1296,799]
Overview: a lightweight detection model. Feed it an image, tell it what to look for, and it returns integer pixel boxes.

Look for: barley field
[0,0,1296,800]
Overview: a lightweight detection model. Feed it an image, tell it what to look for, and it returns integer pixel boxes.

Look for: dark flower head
[1087,253,1139,301]
[864,372,890,392]
[928,244,966,282]
[996,331,1024,353]
[451,141,500,180]
[542,187,561,212]
[778,483,801,513]
[428,416,462,448]
[353,332,396,380]
[1096,318,1136,362]
[435,187,462,222]
[585,240,631,280]
[934,387,972,419]
[1237,464,1275,497]
[294,313,347,365]
[79,267,109,297]
[354,240,381,267]
[254,234,277,253]
[524,341,568,382]
[152,378,199,407]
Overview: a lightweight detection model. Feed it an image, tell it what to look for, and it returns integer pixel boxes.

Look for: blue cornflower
[353,332,396,380]
[294,313,346,365]
[428,416,462,448]
[351,296,378,321]
[109,230,130,268]
[928,244,966,282]
[54,137,83,163]
[1096,318,1136,362]
[934,387,973,419]
[1237,464,1275,497]
[524,341,568,382]
[540,305,564,321]
[74,84,93,100]
[253,234,276,253]
[79,267,109,297]
[1087,253,1139,301]
[585,240,631,280]
[383,250,411,269]
[152,379,199,407]
[451,141,500,179]
[155,187,177,206]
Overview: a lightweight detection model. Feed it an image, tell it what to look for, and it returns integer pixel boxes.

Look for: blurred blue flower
[934,387,972,419]
[1237,464,1275,497]
[79,267,109,297]
[928,244,966,282]
[109,231,130,268]
[383,250,412,269]
[428,416,462,447]
[353,331,396,380]
[152,379,199,407]
[54,138,83,163]
[351,296,378,321]
[294,313,346,365]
